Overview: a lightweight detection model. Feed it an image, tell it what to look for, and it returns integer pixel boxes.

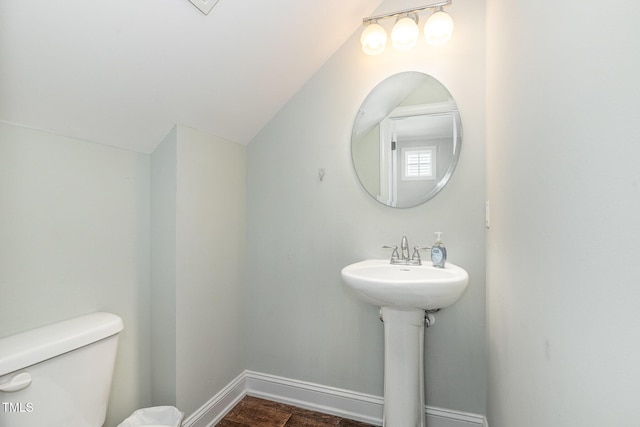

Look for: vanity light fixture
[361,0,453,55]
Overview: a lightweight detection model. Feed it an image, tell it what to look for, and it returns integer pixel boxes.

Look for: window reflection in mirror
[351,72,462,208]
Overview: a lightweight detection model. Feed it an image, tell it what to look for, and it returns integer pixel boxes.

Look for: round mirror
[351,71,462,208]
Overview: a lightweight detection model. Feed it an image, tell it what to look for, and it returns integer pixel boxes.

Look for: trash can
[117,406,184,427]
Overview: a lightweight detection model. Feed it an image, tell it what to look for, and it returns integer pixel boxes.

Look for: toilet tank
[0,312,124,427]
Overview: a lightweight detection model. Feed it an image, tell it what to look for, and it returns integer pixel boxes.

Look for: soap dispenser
[431,232,447,268]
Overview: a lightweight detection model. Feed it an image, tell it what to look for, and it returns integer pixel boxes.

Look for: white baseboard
[181,373,246,427]
[245,371,383,425]
[182,370,487,427]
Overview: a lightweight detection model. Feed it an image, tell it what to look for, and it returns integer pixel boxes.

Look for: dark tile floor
[216,396,375,427]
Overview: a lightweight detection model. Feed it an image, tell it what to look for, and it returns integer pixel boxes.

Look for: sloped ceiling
[0,0,383,153]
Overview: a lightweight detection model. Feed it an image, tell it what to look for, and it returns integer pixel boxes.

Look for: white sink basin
[341,259,469,310]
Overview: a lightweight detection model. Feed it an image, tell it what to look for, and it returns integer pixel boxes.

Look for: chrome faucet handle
[383,245,400,261]
[411,246,422,262]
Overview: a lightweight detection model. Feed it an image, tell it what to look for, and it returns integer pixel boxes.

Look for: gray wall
[486,0,640,425]
[0,122,151,426]
[245,0,486,414]
[174,125,246,416]
[150,125,247,416]
[151,127,178,406]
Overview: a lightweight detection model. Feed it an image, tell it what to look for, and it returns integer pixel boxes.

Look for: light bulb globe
[391,15,419,51]
[424,10,454,46]
[361,22,387,56]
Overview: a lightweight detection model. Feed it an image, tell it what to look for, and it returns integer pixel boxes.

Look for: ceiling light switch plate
[189,0,221,15]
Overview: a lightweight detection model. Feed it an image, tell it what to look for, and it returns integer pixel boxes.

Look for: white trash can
[117,406,184,427]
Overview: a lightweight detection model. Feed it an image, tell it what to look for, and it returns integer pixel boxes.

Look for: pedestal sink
[341,259,469,427]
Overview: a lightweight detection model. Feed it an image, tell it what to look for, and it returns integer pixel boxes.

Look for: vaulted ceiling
[1,0,384,153]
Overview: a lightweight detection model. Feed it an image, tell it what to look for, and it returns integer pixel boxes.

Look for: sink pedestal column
[381,307,426,427]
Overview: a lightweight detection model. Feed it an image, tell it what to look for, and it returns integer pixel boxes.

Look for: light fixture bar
[363,0,451,24]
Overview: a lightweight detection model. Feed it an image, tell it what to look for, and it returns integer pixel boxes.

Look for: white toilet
[0,312,125,427]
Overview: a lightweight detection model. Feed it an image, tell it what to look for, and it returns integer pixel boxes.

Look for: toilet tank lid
[0,312,123,377]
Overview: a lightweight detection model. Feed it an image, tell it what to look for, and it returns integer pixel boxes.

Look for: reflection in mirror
[351,72,462,208]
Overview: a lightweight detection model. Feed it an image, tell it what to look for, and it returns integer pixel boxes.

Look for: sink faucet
[384,236,422,265]
[400,236,410,261]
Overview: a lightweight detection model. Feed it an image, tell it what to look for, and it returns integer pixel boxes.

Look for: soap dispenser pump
[431,232,447,268]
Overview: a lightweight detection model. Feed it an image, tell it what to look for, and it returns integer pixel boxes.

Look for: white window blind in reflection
[403,147,436,180]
